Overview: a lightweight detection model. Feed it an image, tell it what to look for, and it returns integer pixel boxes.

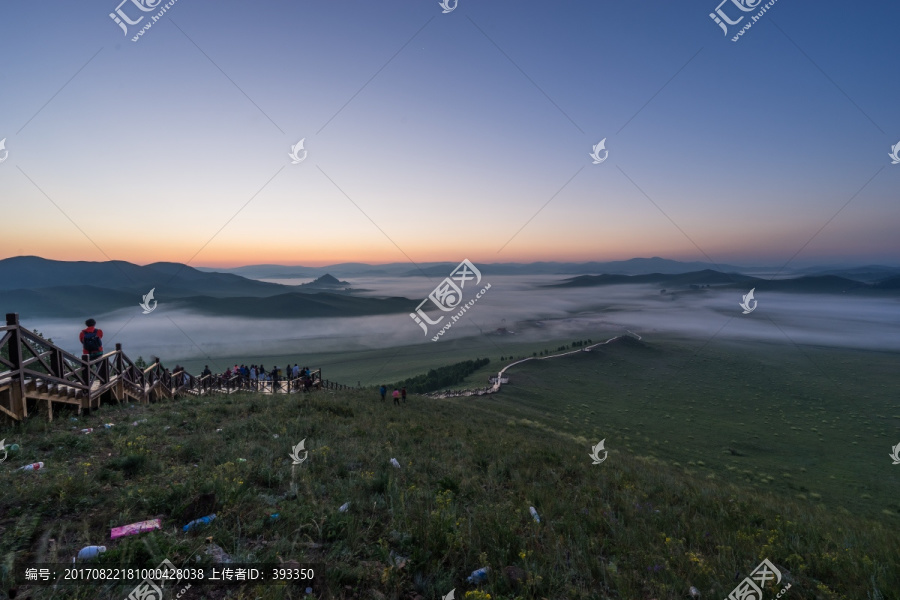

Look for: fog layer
[22,276,900,363]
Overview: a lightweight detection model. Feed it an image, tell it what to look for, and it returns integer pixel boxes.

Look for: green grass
[0,336,898,600]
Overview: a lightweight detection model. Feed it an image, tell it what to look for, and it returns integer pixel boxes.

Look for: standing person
[79,318,104,360]
[249,365,257,389]
[379,384,387,402]
[202,365,212,391]
[271,365,279,393]
[392,388,400,406]
[401,386,407,403]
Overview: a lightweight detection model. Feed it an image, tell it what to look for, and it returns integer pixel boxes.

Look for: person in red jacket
[79,318,104,360]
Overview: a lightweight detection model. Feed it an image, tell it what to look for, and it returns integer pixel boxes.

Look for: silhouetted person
[379,385,387,402]
[202,365,212,390]
[80,318,104,361]
[401,386,407,403]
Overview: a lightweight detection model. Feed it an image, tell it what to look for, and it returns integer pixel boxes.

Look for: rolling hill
[551,270,887,294]
[0,256,298,297]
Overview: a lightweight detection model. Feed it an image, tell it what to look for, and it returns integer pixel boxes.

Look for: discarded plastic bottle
[183,514,216,532]
[390,458,401,469]
[7,443,19,452]
[466,567,490,584]
[103,424,114,429]
[76,546,107,561]
[339,502,350,512]
[81,428,94,434]
[529,506,540,523]
[19,462,44,472]
[269,513,280,520]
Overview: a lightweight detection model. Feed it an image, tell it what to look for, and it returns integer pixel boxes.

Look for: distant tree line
[394,357,490,393]
[502,340,594,361]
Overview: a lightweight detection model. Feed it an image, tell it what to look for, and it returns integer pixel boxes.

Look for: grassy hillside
[1,343,897,599]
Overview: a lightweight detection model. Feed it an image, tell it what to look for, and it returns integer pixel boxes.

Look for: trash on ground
[18,462,44,472]
[75,545,106,562]
[103,424,114,429]
[339,502,350,512]
[183,514,216,532]
[390,458,401,469]
[204,542,232,563]
[529,506,540,523]
[111,518,161,539]
[389,550,408,569]
[80,428,94,434]
[466,567,490,584]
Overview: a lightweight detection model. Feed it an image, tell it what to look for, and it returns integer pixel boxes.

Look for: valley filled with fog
[21,275,900,364]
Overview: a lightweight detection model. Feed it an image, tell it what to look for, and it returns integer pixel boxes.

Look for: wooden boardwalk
[0,313,352,422]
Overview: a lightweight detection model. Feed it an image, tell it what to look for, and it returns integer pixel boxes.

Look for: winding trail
[427,330,642,399]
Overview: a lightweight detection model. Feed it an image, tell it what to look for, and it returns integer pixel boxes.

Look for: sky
[0,0,898,269]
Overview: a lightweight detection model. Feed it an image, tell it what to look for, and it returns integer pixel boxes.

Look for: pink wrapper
[110,518,161,539]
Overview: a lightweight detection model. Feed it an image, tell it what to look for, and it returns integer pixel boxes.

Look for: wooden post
[5,313,27,420]
[81,353,91,416]
[115,343,124,403]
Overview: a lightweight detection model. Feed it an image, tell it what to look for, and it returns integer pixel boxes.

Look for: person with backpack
[379,384,387,402]
[392,388,400,406]
[79,319,104,360]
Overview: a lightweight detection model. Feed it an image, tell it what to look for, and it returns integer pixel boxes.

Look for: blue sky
[0,0,897,267]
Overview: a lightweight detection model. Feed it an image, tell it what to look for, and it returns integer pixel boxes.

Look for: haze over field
[20,275,900,367]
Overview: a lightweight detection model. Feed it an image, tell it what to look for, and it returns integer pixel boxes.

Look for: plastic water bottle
[103,424,114,429]
[76,546,106,561]
[339,502,350,512]
[81,428,94,434]
[183,514,216,532]
[529,506,540,523]
[19,462,44,471]
[390,458,401,469]
[6,443,19,452]
[466,567,490,584]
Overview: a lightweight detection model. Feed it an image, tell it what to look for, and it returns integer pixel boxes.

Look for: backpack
[83,330,102,353]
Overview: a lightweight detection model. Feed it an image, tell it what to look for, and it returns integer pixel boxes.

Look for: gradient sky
[0,0,898,268]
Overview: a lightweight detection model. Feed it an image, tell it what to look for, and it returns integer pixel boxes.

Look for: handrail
[0,313,351,421]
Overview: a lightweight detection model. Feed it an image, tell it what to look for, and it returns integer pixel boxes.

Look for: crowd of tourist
[194,363,320,392]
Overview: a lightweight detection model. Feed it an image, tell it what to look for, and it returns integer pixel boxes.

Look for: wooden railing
[0,313,352,422]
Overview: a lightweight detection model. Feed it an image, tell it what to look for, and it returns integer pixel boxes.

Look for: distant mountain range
[552,269,900,294]
[0,256,362,318]
[197,257,900,280]
[198,257,757,278]
[1,256,898,319]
